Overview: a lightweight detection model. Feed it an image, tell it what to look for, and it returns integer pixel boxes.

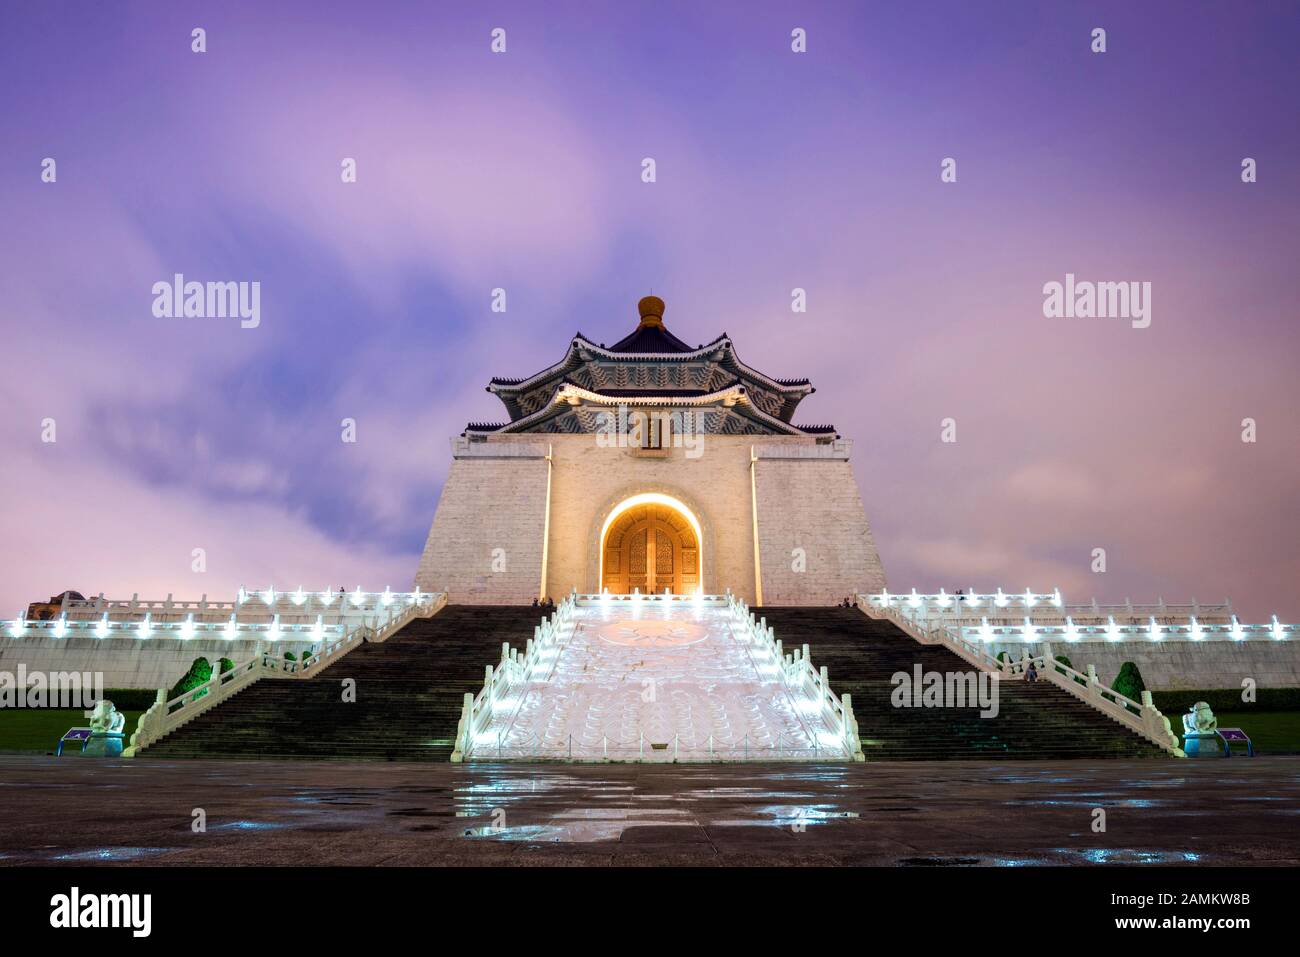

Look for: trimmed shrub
[168,657,213,702]
[101,688,164,710]
[1111,661,1147,700]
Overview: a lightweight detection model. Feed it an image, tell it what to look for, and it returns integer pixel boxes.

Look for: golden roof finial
[637,295,665,329]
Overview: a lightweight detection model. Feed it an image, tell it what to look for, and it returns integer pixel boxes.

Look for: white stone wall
[0,636,315,690]
[754,448,887,604]
[987,639,1300,691]
[547,433,759,602]
[415,432,889,606]
[413,441,549,603]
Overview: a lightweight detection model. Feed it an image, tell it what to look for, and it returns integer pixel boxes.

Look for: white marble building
[415,296,888,605]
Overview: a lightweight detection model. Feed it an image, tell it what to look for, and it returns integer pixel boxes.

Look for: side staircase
[142,606,540,761]
[758,607,1168,760]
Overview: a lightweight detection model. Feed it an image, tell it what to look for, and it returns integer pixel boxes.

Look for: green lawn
[0,709,142,753]
[1208,712,1300,754]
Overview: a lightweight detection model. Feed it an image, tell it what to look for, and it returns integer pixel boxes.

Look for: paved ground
[1,755,1297,866]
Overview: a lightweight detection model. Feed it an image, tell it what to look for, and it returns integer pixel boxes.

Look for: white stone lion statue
[88,700,126,735]
[1182,701,1217,736]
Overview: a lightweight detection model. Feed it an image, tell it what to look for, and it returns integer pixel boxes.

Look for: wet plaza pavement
[0,755,1297,866]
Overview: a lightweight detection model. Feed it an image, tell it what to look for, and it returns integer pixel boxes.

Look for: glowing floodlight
[313,615,325,641]
[1189,616,1204,641]
[994,588,1008,608]
[1272,616,1285,641]
[1064,617,1080,642]
[237,585,248,604]
[694,586,704,611]
[1148,617,1162,641]
[8,614,24,637]
[351,586,366,606]
[966,589,980,608]
[411,586,421,605]
[224,614,238,641]
[631,588,642,616]
[95,613,110,639]
[1105,616,1122,642]
[979,617,994,643]
[269,614,282,642]
[1023,616,1036,641]
[264,586,276,605]
[601,588,611,609]
[937,588,952,608]
[879,588,890,607]
[382,587,394,607]
[1230,615,1245,641]
[1024,589,1036,608]
[138,613,152,639]
[908,588,921,608]
[53,615,68,639]
[179,614,195,641]
[293,587,306,606]
[1051,588,1063,608]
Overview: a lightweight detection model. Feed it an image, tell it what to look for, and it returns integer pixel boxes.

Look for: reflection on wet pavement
[0,755,1297,866]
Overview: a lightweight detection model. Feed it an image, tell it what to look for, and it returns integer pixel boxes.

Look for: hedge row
[1151,688,1300,714]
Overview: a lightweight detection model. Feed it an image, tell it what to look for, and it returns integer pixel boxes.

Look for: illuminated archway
[599,493,703,594]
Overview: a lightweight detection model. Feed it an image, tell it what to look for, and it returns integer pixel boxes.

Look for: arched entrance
[600,494,701,594]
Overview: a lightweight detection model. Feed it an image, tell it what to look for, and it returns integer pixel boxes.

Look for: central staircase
[143,606,540,762]
[758,607,1165,760]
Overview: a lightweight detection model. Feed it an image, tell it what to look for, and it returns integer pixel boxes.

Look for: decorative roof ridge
[554,380,748,407]
[491,378,822,436]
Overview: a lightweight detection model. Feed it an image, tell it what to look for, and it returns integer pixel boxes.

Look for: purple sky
[1,1,1297,619]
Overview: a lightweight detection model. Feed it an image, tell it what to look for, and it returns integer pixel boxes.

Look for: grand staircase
[143,606,541,762]
[757,607,1165,760]
[144,603,1166,762]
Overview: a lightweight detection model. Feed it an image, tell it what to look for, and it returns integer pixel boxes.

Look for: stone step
[756,606,1164,760]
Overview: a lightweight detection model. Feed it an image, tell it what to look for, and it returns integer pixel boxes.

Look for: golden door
[601,503,699,594]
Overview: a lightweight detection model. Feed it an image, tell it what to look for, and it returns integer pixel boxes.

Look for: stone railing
[450,436,548,459]
[123,593,445,756]
[864,589,1292,638]
[753,439,851,460]
[860,595,1183,755]
[452,590,863,762]
[451,592,577,761]
[728,594,863,761]
[8,612,348,644]
[10,588,440,638]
